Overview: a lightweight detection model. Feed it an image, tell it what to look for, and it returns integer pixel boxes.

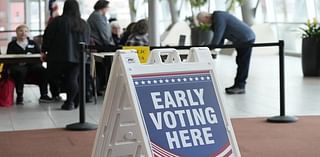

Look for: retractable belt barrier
[65,43,97,131]
[152,41,297,122]
[86,41,282,50]
[88,40,298,157]
[86,40,297,123]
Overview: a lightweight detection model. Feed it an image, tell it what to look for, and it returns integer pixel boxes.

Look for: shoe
[225,86,245,94]
[53,96,63,102]
[74,103,79,109]
[16,96,24,105]
[39,95,54,103]
[61,103,75,110]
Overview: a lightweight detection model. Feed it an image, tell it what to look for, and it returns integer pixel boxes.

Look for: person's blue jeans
[234,39,255,88]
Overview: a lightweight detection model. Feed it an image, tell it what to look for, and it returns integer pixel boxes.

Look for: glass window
[256,0,312,55]
[273,0,308,22]
[0,0,25,53]
[28,0,45,37]
[316,0,320,18]
[0,0,45,53]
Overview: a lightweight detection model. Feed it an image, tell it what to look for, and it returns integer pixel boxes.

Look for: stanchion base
[66,122,97,131]
[267,115,298,123]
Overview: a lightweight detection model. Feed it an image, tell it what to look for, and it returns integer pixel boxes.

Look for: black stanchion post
[267,40,298,123]
[66,42,97,131]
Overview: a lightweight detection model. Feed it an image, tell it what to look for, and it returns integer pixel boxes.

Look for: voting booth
[91,48,240,157]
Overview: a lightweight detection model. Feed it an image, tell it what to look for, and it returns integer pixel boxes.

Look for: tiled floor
[1,53,320,132]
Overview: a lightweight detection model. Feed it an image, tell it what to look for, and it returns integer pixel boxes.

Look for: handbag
[0,78,15,107]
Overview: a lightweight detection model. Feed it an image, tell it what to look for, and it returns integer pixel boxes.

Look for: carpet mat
[232,116,320,157]
[0,116,319,157]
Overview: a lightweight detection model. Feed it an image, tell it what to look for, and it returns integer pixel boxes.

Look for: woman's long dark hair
[62,0,85,32]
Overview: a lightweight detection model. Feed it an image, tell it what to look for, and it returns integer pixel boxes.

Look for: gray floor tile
[12,117,55,131]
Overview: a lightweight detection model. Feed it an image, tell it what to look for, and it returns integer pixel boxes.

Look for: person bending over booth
[7,24,53,105]
[197,11,256,95]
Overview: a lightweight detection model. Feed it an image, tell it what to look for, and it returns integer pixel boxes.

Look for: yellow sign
[123,46,150,63]
[0,63,3,79]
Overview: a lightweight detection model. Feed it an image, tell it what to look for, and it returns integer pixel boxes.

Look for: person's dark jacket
[119,31,130,46]
[87,11,114,49]
[7,39,41,67]
[112,33,121,46]
[211,11,255,46]
[42,15,89,63]
[5,39,42,80]
[7,39,40,55]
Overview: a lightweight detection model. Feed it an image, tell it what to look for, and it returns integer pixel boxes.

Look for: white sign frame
[92,47,240,157]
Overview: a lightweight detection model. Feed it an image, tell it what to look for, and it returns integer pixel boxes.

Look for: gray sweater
[87,11,114,47]
[211,11,255,45]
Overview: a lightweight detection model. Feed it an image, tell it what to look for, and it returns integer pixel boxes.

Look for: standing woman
[41,0,89,110]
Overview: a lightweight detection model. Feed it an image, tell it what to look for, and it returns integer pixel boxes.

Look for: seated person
[110,21,122,47]
[119,22,136,45]
[87,0,115,95]
[125,19,149,46]
[6,24,53,105]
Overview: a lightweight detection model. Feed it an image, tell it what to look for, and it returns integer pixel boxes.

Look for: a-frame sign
[92,48,241,157]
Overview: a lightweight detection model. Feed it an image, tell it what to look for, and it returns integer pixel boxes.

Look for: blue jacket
[211,11,255,45]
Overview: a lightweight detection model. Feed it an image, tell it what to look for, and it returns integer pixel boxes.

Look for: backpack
[0,64,14,107]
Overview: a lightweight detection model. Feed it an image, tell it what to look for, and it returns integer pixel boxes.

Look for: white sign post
[91,48,241,157]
